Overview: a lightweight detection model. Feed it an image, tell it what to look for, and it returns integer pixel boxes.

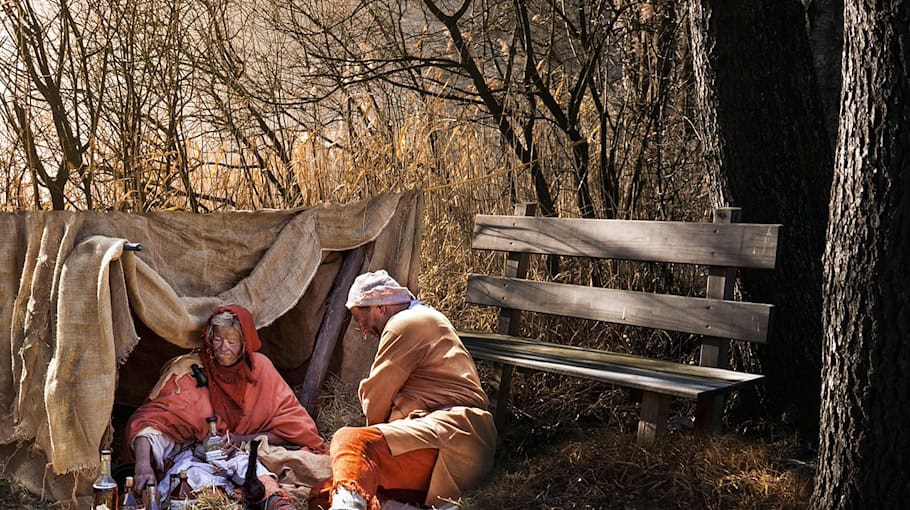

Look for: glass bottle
[144,485,161,510]
[203,415,225,462]
[92,449,119,510]
[168,469,196,509]
[120,476,141,510]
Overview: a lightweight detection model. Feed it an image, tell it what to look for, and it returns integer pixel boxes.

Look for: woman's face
[211,325,244,366]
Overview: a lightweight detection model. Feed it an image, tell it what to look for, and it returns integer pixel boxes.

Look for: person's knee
[329,426,385,457]
[330,426,360,444]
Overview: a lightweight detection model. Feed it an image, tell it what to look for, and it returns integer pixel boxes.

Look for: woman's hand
[222,431,253,448]
[222,430,286,449]
[132,436,156,494]
[133,461,156,495]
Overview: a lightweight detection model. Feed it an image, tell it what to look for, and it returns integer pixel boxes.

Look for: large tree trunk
[687,0,833,435]
[811,1,910,507]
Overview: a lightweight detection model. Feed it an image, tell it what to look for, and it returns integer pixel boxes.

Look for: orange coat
[127,352,325,453]
[359,304,497,506]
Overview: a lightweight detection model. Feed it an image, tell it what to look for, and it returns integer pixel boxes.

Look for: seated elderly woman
[126,304,327,509]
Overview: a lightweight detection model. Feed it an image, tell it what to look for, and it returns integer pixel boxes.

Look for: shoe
[329,487,368,510]
[265,489,297,510]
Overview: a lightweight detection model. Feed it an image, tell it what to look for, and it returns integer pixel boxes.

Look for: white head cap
[345,270,415,309]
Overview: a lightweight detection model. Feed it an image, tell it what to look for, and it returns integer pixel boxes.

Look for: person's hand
[132,436,156,494]
[133,459,156,495]
[219,431,251,458]
[222,431,256,449]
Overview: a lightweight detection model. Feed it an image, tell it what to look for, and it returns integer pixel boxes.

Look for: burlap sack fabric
[0,190,422,504]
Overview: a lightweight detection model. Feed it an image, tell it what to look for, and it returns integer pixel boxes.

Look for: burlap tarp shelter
[0,190,423,504]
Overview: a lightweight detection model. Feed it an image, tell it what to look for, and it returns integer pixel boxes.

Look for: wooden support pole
[297,245,368,415]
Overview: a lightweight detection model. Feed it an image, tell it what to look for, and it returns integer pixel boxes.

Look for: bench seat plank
[457,331,764,399]
[472,215,780,269]
[466,275,773,344]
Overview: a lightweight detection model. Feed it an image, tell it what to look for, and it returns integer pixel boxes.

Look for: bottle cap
[206,416,217,423]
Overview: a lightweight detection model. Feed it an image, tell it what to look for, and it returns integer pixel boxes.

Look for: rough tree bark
[811,0,910,506]
[687,0,833,435]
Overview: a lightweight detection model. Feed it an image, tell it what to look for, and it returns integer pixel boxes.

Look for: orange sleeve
[125,369,214,452]
[358,317,427,425]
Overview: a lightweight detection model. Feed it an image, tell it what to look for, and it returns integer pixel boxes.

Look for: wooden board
[457,332,764,399]
[466,275,773,344]
[472,215,780,269]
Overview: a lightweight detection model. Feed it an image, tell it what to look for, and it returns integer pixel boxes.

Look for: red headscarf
[201,304,262,429]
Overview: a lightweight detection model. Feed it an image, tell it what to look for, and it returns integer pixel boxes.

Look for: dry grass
[307,375,815,510]
[312,374,366,439]
[0,151,816,508]
[183,489,245,509]
[463,427,813,510]
[0,474,57,509]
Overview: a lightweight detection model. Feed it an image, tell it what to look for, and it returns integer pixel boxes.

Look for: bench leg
[694,394,725,434]
[489,363,513,432]
[637,392,671,444]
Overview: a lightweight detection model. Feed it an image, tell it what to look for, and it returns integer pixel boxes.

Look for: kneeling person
[311,270,497,510]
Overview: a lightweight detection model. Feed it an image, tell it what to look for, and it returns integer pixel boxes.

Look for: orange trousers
[309,426,437,509]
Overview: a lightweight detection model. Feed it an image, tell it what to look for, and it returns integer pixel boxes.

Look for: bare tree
[0,0,112,209]
[0,0,243,212]
[271,0,697,220]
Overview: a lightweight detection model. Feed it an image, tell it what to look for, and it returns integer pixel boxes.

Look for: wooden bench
[457,203,780,443]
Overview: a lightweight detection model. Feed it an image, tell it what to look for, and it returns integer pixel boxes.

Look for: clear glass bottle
[203,415,225,462]
[144,484,161,510]
[168,469,196,509]
[120,476,141,509]
[92,449,119,510]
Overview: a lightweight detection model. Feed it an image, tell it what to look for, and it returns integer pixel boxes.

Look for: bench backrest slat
[472,216,781,269]
[466,275,772,344]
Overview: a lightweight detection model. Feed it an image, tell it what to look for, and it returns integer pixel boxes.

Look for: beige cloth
[359,304,497,506]
[256,436,333,500]
[0,190,423,504]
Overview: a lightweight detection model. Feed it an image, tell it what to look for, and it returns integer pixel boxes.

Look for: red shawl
[126,305,325,453]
